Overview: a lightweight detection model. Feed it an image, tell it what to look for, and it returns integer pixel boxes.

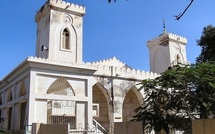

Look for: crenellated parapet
[147,32,187,48]
[35,0,85,22]
[91,57,128,68]
[89,57,158,80]
[49,0,85,14]
[93,64,159,80]
[147,33,168,48]
[168,33,187,44]
[27,56,159,80]
[27,56,92,69]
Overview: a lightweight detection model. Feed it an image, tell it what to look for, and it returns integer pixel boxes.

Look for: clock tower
[147,31,189,74]
[35,0,85,63]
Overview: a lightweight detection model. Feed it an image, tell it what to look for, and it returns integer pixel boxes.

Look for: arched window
[47,77,76,128]
[62,28,70,50]
[20,102,27,130]
[176,54,181,61]
[19,80,26,97]
[47,77,75,96]
[176,54,181,64]
[7,88,12,102]
[0,94,2,105]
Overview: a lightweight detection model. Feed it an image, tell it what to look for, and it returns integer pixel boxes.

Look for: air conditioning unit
[92,103,99,117]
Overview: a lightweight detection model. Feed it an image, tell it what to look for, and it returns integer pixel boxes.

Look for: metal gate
[47,100,76,129]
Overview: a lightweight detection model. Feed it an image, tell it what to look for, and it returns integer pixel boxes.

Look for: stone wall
[192,119,215,134]
[114,122,142,134]
[32,123,69,134]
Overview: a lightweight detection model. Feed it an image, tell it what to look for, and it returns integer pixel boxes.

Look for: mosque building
[0,0,188,133]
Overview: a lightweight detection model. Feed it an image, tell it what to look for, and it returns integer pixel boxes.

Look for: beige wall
[114,122,142,134]
[123,89,140,122]
[192,119,215,134]
[32,123,69,134]
[93,84,109,129]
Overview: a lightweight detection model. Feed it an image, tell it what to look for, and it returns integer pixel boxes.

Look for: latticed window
[47,77,76,129]
[62,28,70,50]
[47,100,76,129]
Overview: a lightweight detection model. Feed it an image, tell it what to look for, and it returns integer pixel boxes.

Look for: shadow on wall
[32,123,70,134]
[114,122,142,134]
[192,119,215,134]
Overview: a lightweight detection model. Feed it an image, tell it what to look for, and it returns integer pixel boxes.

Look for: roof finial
[163,19,167,34]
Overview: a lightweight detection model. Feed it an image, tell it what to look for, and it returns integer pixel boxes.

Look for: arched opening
[47,77,75,96]
[93,83,110,130]
[7,88,12,102]
[62,28,70,50]
[7,107,12,130]
[47,77,76,128]
[122,87,142,122]
[20,101,27,130]
[0,94,2,105]
[176,54,181,61]
[18,80,27,130]
[19,80,26,97]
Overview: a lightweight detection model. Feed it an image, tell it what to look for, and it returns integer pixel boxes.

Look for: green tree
[132,62,215,134]
[196,25,215,63]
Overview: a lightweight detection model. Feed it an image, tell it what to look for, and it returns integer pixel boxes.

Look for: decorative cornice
[93,64,159,80]
[48,0,85,14]
[28,56,159,80]
[147,33,187,48]
[1,56,159,84]
[35,0,85,22]
[91,57,128,67]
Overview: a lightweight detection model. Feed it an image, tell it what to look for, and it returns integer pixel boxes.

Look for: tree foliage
[196,25,215,63]
[132,62,215,133]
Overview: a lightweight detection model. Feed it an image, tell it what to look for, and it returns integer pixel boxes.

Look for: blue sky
[0,0,215,79]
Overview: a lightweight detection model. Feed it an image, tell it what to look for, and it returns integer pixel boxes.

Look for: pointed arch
[58,25,78,62]
[19,80,26,97]
[175,53,184,61]
[7,88,12,102]
[47,77,75,96]
[0,94,2,105]
[92,82,111,130]
[93,82,111,103]
[47,77,76,128]
[122,86,143,122]
[62,28,70,50]
[176,54,181,61]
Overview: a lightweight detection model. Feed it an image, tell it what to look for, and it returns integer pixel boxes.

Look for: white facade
[147,32,189,74]
[35,0,85,63]
[0,0,188,133]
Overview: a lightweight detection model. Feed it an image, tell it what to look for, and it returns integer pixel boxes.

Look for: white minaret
[147,21,189,74]
[35,0,85,63]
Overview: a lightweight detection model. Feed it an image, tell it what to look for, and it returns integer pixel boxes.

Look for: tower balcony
[170,60,190,67]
